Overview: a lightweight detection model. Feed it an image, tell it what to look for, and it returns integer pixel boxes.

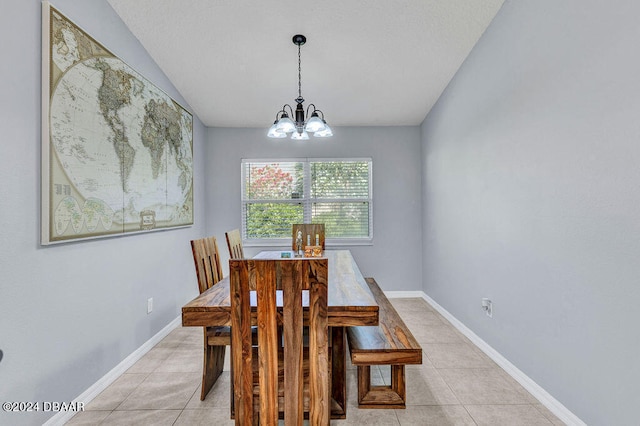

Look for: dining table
[181,249,379,419]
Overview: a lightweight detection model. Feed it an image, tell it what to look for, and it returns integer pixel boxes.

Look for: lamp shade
[313,122,333,137]
[276,116,296,133]
[304,114,325,133]
[267,122,287,138]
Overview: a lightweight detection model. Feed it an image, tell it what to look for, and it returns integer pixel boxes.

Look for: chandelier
[267,35,333,140]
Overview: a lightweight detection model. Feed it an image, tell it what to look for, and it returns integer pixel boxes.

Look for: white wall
[0,1,207,424]
[421,0,640,424]
[206,127,423,291]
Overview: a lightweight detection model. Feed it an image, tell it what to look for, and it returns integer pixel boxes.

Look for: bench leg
[330,327,347,419]
[356,365,406,409]
[201,344,225,400]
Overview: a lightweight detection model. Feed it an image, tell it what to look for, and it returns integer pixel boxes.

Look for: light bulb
[291,130,310,140]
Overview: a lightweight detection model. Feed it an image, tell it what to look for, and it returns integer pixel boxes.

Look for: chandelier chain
[298,43,302,99]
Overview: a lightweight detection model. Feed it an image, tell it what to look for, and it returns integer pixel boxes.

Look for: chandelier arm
[282,104,294,117]
[275,104,295,120]
[305,103,317,117]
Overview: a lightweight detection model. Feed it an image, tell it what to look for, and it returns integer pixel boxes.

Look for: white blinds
[242,159,372,242]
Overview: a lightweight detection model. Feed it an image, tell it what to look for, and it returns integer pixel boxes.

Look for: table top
[182,250,379,328]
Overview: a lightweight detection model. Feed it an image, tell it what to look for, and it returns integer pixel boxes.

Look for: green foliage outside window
[245,203,303,238]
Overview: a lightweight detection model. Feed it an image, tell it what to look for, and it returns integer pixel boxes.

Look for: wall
[206,127,423,291]
[0,1,207,424]
[421,0,640,424]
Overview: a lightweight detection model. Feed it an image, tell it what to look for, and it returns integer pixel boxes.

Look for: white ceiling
[106,0,504,128]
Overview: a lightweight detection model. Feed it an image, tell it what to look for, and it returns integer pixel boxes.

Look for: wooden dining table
[181,249,379,419]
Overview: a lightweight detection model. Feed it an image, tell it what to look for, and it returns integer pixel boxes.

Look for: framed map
[41,2,193,244]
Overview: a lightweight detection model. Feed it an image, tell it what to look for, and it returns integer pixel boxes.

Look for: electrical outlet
[147,297,153,314]
[481,298,492,318]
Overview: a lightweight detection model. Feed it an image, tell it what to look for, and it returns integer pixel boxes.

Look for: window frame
[241,157,373,247]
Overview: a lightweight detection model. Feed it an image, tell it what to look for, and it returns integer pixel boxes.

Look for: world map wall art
[41,2,194,244]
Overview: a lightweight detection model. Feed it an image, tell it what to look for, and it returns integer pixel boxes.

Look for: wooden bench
[346,278,422,409]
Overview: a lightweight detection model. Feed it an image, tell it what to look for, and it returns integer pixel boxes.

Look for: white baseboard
[43,316,181,426]
[384,290,425,299]
[419,292,585,426]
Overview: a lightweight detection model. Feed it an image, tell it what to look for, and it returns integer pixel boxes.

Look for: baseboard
[384,290,425,299]
[43,316,181,426]
[419,292,585,426]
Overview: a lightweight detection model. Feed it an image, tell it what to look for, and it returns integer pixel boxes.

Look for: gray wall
[0,1,207,425]
[421,0,640,424]
[206,127,423,291]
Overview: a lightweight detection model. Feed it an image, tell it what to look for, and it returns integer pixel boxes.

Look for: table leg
[330,326,347,419]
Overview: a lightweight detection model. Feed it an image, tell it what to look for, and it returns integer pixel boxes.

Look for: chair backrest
[225,228,244,259]
[230,258,329,426]
[190,236,224,294]
[291,223,325,250]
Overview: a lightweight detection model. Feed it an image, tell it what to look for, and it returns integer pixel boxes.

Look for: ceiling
[106,0,504,128]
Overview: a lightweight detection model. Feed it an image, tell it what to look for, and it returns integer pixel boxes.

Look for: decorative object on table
[267,35,333,140]
[292,224,325,251]
[304,245,323,257]
[295,230,303,257]
[41,2,193,245]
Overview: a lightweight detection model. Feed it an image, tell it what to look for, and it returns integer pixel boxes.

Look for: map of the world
[42,5,193,244]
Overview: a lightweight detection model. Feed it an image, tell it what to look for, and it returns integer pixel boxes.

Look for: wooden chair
[225,228,245,259]
[190,236,228,400]
[292,224,325,251]
[230,258,330,425]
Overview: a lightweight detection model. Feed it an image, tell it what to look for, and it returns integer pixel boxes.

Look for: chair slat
[230,259,253,425]
[283,261,304,424]
[308,259,329,425]
[256,261,279,424]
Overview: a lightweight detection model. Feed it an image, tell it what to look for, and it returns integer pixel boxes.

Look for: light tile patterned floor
[66,298,564,425]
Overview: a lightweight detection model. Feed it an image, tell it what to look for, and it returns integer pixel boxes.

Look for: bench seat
[346,278,422,409]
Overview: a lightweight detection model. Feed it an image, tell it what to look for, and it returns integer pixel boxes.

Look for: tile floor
[66,298,565,425]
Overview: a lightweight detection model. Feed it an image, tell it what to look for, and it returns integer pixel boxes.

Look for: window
[242,158,372,246]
